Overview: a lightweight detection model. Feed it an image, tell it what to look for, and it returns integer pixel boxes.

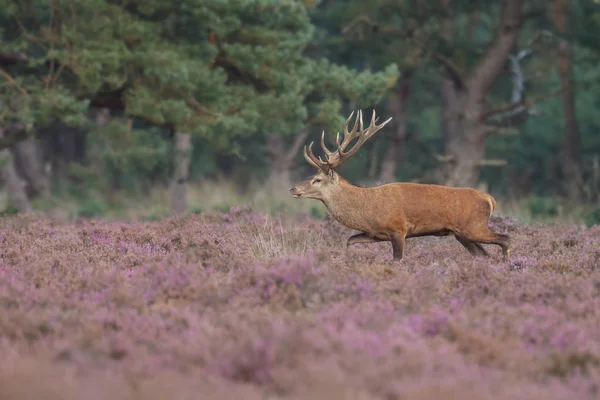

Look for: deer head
[289,109,392,201]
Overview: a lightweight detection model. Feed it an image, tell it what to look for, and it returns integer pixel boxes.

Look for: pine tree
[1,0,398,211]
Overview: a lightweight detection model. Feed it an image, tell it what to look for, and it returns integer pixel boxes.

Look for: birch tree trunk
[13,136,50,198]
[0,127,32,213]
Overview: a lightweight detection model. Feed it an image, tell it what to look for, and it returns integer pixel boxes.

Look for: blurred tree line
[1,0,599,221]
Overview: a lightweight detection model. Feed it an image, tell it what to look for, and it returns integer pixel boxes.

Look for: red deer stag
[289,109,511,261]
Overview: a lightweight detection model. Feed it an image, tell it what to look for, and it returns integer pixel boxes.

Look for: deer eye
[314,178,322,183]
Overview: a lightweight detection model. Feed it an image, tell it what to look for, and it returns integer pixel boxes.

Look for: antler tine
[337,109,366,155]
[302,109,392,171]
[304,142,329,172]
[326,109,392,169]
[337,110,361,153]
[320,130,336,160]
[343,110,356,137]
[364,109,392,141]
[358,109,364,133]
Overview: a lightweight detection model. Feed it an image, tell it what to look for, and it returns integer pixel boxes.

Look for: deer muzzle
[289,187,301,198]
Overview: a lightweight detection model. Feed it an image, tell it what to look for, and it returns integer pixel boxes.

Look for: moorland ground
[1,208,600,399]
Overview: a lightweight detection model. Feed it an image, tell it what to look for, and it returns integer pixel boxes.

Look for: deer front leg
[346,233,385,248]
[391,232,406,261]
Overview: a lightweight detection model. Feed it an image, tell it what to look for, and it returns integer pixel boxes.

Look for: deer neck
[321,178,369,230]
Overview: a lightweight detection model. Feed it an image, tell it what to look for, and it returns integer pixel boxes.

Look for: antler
[303,109,392,172]
[303,141,329,171]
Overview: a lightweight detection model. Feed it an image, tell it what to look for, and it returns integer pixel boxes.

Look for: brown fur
[289,109,511,261]
[290,172,510,261]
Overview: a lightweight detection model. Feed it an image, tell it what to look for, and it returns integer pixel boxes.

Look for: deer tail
[483,194,497,218]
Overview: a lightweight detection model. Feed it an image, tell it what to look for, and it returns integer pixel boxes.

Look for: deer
[289,109,511,262]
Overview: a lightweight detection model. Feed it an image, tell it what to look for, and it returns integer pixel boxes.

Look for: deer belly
[373,232,390,240]
[407,222,452,237]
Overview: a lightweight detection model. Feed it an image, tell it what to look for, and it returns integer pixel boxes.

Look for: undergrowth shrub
[584,205,600,227]
[77,197,110,218]
[525,195,559,219]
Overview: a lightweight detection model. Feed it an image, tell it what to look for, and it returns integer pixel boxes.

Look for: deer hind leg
[460,226,511,260]
[346,233,386,248]
[454,234,489,257]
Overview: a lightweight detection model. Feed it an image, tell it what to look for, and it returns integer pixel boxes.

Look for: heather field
[1,208,600,399]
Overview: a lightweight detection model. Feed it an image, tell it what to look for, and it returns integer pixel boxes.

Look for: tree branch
[435,154,507,166]
[0,52,29,66]
[340,15,404,37]
[341,15,377,35]
[285,129,309,163]
[484,125,519,135]
[0,69,29,95]
[184,96,219,121]
[485,79,589,120]
[485,99,528,118]
[410,37,466,89]
[479,159,508,167]
[468,0,523,99]
[485,28,561,124]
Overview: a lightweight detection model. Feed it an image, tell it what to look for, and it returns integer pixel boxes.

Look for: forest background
[1,0,599,225]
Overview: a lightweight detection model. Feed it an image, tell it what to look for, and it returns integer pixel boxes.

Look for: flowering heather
[1,208,600,399]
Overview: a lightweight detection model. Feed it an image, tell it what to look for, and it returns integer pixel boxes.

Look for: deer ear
[328,168,335,178]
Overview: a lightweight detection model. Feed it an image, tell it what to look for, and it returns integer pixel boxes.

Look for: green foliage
[525,196,559,219]
[584,206,600,228]
[77,197,110,219]
[309,0,600,200]
[143,209,170,222]
[2,0,397,192]
[4,0,392,150]
[87,121,171,194]
[2,0,600,216]
[310,206,326,220]
[0,204,20,216]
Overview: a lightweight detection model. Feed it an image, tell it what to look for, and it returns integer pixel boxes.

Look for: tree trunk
[39,122,87,190]
[379,71,410,183]
[95,108,111,127]
[440,0,523,188]
[440,78,467,184]
[445,94,488,188]
[267,135,292,192]
[170,132,192,214]
[553,0,583,201]
[438,0,460,185]
[12,136,50,198]
[267,131,309,193]
[0,128,32,213]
